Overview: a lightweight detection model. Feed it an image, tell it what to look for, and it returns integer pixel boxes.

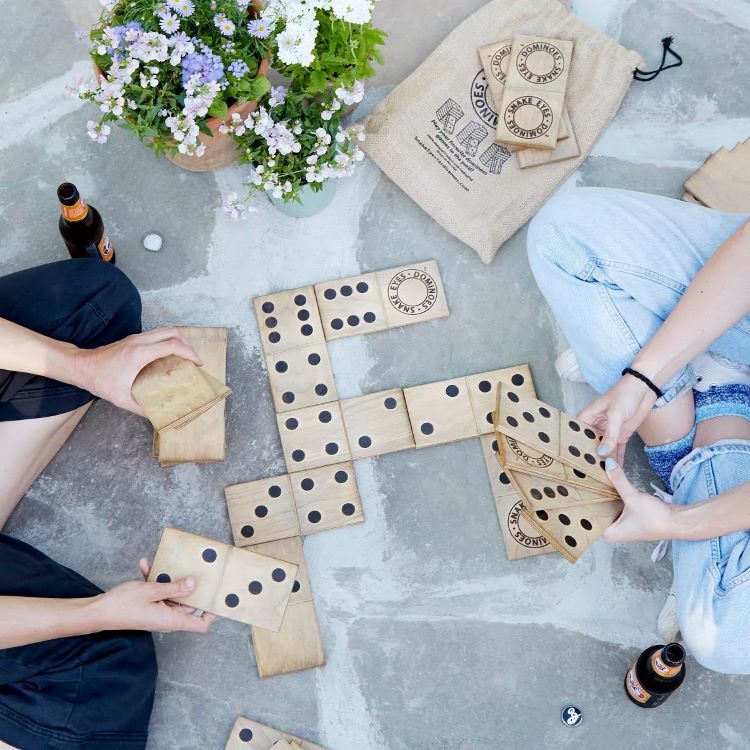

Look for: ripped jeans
[527,186,750,673]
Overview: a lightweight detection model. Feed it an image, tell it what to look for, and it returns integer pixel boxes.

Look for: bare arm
[0,320,202,414]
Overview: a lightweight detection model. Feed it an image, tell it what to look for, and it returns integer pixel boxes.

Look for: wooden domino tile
[479,434,516,498]
[520,499,623,563]
[314,272,388,340]
[375,260,450,329]
[225,475,300,547]
[265,343,337,413]
[494,493,553,560]
[276,402,351,472]
[466,364,535,435]
[506,468,614,513]
[250,537,311,605]
[225,717,326,750]
[340,388,415,459]
[559,415,611,485]
[253,286,325,355]
[403,377,478,448]
[289,462,364,535]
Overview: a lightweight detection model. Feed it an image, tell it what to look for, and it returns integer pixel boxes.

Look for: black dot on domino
[356,281,368,293]
[202,548,217,563]
[294,294,306,306]
[261,302,274,314]
[341,285,353,296]
[315,384,328,396]
[255,505,268,518]
[225,593,239,608]
[574,469,586,478]
[156,572,171,583]
[543,487,555,498]
[292,580,301,593]
[499,472,510,485]
[282,391,295,404]
[342,503,356,516]
[536,510,549,521]
[557,486,569,497]
[347,315,360,327]
[335,470,348,483]
[308,510,322,524]
[507,391,519,403]
[298,309,310,321]
[248,581,263,595]
[325,442,339,455]
[511,373,525,386]
[275,360,288,373]
[272,568,286,583]
[384,397,397,409]
[530,488,542,500]
[241,525,254,538]
[539,407,551,418]
[292,449,305,462]
[319,410,332,423]
[301,324,313,336]
[331,318,344,330]
[522,411,534,423]
[558,513,571,526]
[285,417,298,430]
[485,412,493,424]
[600,460,607,471]
[568,420,580,432]
[538,432,550,443]
[569,445,581,458]
[268,485,281,498]
[478,380,491,393]
[364,312,376,323]
[359,435,372,448]
[584,428,596,440]
[581,519,593,531]
[445,384,459,397]
[239,728,253,742]
[565,535,577,548]
[421,422,434,435]
[506,416,518,428]
[324,288,336,300]
[265,316,277,329]
[492,440,498,452]
[308,352,321,365]
[269,331,281,344]
[584,453,596,465]
[301,477,314,491]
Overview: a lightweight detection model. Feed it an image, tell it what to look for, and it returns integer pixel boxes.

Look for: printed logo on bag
[386,269,438,315]
[508,500,549,549]
[470,70,498,128]
[516,41,565,84]
[490,44,512,84]
[503,96,553,139]
[507,437,554,468]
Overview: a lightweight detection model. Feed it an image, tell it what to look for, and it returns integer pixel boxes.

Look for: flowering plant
[74,0,271,157]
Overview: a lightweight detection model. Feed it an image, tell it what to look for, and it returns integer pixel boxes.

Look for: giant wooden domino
[225,716,326,750]
[682,137,750,213]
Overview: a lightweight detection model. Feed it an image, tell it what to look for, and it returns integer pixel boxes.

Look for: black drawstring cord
[633,36,683,81]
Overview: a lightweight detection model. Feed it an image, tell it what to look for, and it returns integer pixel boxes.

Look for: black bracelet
[622,367,663,399]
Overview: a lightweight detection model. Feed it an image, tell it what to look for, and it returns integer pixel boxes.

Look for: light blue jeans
[527,187,750,673]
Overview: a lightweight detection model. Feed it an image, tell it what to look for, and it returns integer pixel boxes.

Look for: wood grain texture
[340,388,415,459]
[253,286,325,355]
[465,364,535,435]
[314,272,388,340]
[376,260,450,329]
[225,716,327,750]
[479,434,516,498]
[683,139,750,213]
[250,536,311,605]
[265,343,337,414]
[516,106,579,168]
[506,468,614,512]
[494,493,553,560]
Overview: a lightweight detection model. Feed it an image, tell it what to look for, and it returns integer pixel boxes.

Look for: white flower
[214,13,235,35]
[268,85,286,108]
[223,192,254,219]
[329,0,374,24]
[64,74,90,98]
[321,110,333,121]
[159,12,180,33]
[97,44,107,55]
[86,120,111,143]
[169,0,194,16]
[127,98,137,109]
[335,131,346,143]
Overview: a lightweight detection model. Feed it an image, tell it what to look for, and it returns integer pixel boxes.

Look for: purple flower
[228,59,249,77]
[247,19,271,39]
[180,48,225,87]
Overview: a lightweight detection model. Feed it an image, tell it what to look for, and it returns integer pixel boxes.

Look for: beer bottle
[57,182,116,263]
[624,642,686,708]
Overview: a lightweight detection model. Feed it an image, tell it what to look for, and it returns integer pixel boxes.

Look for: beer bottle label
[625,663,652,704]
[651,651,682,678]
[98,233,115,262]
[60,199,88,222]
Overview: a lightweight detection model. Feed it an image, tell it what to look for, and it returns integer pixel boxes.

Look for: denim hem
[670,439,750,493]
[653,364,697,409]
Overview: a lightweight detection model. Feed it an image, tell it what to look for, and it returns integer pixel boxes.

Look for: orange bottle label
[625,664,652,704]
[651,651,682,678]
[60,199,88,222]
[98,234,114,261]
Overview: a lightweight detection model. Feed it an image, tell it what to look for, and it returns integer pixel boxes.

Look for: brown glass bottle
[58,182,115,263]
[624,642,686,708]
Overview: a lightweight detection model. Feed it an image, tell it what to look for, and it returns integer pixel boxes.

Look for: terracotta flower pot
[91,57,269,173]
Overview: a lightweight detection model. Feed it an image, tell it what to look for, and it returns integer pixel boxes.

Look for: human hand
[601,459,674,543]
[577,375,656,462]
[90,559,216,634]
[73,327,202,415]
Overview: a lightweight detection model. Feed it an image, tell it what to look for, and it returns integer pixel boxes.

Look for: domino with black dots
[314,273,388,340]
[265,344,337,413]
[253,286,325,355]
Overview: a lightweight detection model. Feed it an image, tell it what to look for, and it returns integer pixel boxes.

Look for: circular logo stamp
[507,437,554,468]
[516,41,565,84]
[470,69,498,128]
[386,268,438,316]
[489,43,512,84]
[507,500,549,550]
[561,706,583,727]
[503,96,553,139]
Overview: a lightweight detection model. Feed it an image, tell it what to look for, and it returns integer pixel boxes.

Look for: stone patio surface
[1,0,749,748]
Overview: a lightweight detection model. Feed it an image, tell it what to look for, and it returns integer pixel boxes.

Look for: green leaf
[236,75,270,101]
[208,98,229,120]
[198,120,214,137]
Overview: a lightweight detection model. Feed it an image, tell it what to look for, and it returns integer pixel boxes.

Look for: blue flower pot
[266,180,337,218]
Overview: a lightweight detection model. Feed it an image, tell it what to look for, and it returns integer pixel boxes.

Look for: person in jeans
[0,259,214,750]
[527,187,750,674]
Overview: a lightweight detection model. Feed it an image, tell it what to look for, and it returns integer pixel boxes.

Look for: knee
[679,607,750,674]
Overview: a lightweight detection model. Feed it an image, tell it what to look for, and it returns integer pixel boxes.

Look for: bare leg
[637,391,696,447]
[0,403,91,529]
[694,416,750,448]
[0,740,19,749]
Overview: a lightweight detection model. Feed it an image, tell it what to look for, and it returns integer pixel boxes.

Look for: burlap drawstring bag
[362,0,643,264]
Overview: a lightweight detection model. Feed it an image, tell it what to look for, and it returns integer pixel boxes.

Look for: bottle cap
[561,706,583,727]
[142,232,163,252]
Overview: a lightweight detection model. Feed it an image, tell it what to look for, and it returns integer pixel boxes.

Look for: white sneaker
[555,348,588,383]
[692,351,750,392]
[657,588,681,643]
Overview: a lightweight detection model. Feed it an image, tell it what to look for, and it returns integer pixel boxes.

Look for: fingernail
[597,444,609,456]
[605,458,617,471]
[185,577,195,590]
